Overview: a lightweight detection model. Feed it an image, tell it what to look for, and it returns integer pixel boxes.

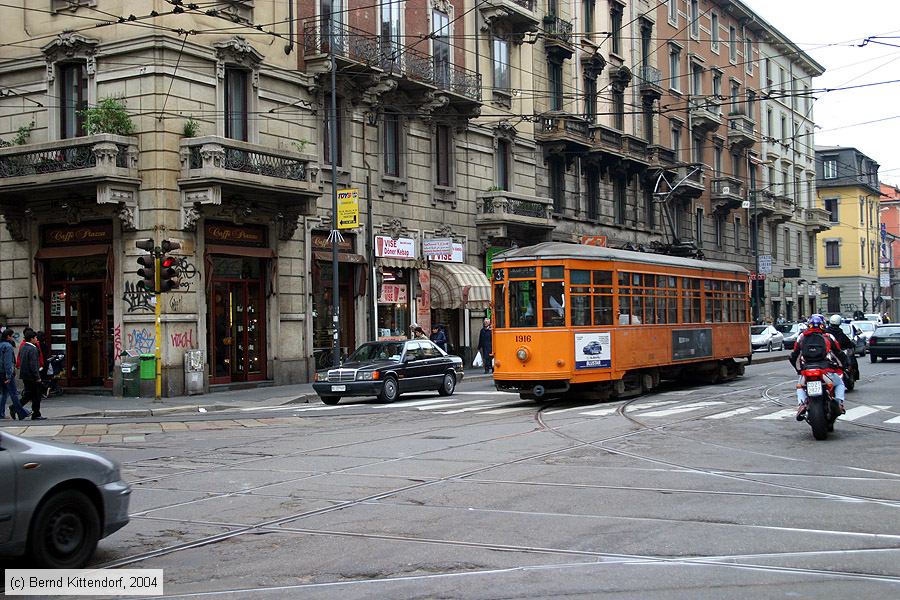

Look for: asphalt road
[6,357,900,599]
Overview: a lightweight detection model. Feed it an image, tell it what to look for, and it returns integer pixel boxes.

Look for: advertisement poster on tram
[574,332,611,369]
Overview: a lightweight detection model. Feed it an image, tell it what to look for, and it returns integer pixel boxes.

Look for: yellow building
[815,147,882,316]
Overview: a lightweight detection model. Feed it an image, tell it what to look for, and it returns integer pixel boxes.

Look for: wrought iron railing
[303,20,482,101]
[711,177,743,196]
[539,114,589,137]
[183,137,313,183]
[542,15,573,44]
[479,192,552,219]
[0,137,132,179]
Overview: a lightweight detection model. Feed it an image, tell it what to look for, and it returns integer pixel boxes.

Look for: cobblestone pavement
[0,417,305,445]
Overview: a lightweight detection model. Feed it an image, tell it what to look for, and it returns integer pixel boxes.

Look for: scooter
[43,355,65,397]
[799,368,842,440]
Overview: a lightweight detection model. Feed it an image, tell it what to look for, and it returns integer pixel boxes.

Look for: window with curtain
[611,1,623,54]
[432,10,450,88]
[60,62,88,139]
[324,98,343,166]
[493,38,510,93]
[225,67,248,142]
[496,139,510,190]
[435,124,451,187]
[550,157,565,212]
[383,111,400,177]
[549,60,563,111]
[380,0,402,68]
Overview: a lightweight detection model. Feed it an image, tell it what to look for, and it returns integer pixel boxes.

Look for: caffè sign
[42,222,113,246]
[205,221,267,246]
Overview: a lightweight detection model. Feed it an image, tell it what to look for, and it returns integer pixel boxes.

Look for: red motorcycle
[799,368,842,440]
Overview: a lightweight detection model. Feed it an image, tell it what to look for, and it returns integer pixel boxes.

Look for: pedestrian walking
[19,330,45,420]
[476,318,493,374]
[0,329,30,420]
[430,324,448,352]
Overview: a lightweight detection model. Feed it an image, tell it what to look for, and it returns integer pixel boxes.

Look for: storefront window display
[377,269,411,339]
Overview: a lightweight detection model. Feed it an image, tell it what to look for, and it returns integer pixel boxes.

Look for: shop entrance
[312,261,357,369]
[208,257,266,383]
[45,279,111,387]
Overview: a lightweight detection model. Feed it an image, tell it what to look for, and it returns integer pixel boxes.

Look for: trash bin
[140,354,156,380]
[184,350,204,396]
[120,356,140,398]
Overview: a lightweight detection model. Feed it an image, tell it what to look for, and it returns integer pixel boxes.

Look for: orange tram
[490,243,752,401]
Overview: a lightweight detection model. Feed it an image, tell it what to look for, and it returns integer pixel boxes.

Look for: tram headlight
[516,347,529,362]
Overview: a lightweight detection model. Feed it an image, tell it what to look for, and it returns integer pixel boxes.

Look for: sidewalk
[5,353,787,421]
[14,372,497,420]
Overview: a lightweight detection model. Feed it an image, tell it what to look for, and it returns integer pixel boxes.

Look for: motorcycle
[842,348,859,392]
[799,368,842,440]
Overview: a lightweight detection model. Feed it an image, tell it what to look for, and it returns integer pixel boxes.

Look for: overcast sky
[744,0,900,186]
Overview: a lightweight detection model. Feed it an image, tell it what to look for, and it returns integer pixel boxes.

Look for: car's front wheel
[438,372,456,396]
[28,489,101,569]
[377,376,399,403]
[320,395,341,405]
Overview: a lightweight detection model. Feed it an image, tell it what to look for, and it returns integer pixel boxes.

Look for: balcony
[674,165,704,199]
[0,134,138,194]
[302,21,482,105]
[589,124,624,161]
[637,65,663,99]
[621,135,650,166]
[480,0,541,38]
[535,112,591,153]
[179,136,320,230]
[769,194,796,224]
[475,190,555,242]
[727,112,759,149]
[802,207,832,234]
[750,192,776,218]
[710,176,744,213]
[0,134,140,236]
[690,99,722,132]
[648,144,677,167]
[542,15,574,60]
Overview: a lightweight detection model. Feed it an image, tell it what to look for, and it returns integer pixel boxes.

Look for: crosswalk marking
[577,406,619,416]
[704,406,763,420]
[479,406,535,415]
[841,406,889,421]
[885,414,900,424]
[373,398,454,409]
[418,399,486,411]
[754,409,797,420]
[636,401,726,417]
[440,402,517,414]
[452,391,516,396]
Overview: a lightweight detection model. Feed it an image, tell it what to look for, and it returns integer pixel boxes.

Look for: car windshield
[774,323,793,333]
[347,342,404,362]
[876,326,900,336]
[750,326,768,335]
[852,322,875,332]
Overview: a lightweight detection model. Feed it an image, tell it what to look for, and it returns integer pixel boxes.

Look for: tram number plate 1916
[806,380,822,396]
[515,335,532,343]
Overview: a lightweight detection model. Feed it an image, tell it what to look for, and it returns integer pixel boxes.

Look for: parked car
[851,320,877,348]
[750,325,784,352]
[839,323,867,356]
[313,339,464,404]
[0,433,131,568]
[869,324,900,362]
[777,322,805,350]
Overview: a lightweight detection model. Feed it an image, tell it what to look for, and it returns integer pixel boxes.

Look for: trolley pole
[329,21,341,367]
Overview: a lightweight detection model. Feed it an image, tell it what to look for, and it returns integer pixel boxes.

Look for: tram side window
[682,277,701,323]
[593,271,614,325]
[571,270,591,326]
[509,279,537,327]
[493,283,506,328]
[542,281,565,327]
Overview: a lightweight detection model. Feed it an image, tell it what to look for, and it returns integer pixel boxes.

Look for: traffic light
[160,239,181,254]
[159,255,181,292]
[135,238,156,293]
[137,255,156,293]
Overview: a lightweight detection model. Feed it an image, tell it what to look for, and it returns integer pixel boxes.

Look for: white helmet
[829,314,842,326]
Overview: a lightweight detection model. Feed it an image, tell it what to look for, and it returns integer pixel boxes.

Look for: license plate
[331,385,346,392]
[806,380,822,395]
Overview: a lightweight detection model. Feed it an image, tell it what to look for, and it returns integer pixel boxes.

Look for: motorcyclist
[789,314,849,421]
[825,313,859,381]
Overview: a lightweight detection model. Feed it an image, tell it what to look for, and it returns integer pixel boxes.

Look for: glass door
[209,263,266,384]
[46,282,106,386]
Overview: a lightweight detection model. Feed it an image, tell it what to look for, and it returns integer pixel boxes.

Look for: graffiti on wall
[176,257,200,292]
[170,328,195,349]
[169,294,183,312]
[113,324,122,358]
[126,327,155,354]
[123,280,154,313]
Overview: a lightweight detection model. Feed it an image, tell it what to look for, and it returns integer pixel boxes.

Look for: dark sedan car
[313,340,464,404]
[869,324,900,362]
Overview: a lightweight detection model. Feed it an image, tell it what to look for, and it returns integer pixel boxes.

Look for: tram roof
[493,243,749,275]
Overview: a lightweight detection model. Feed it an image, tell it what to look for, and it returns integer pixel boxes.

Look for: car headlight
[356,371,377,381]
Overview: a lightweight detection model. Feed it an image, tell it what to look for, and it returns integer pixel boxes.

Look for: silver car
[0,432,131,568]
[750,325,784,352]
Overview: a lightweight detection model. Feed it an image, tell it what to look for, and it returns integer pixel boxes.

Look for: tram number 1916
[515,335,532,343]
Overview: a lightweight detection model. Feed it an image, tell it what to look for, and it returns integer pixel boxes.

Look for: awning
[34,244,113,299]
[429,261,492,309]
[377,257,421,269]
[313,250,367,264]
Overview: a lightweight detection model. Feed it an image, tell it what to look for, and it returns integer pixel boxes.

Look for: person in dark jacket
[0,329,30,420]
[430,325,448,352]
[476,318,493,374]
[19,330,45,420]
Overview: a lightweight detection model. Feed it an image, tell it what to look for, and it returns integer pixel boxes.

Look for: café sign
[205,221,267,246]
[43,223,113,246]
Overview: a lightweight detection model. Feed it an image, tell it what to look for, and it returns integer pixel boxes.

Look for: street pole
[154,253,161,402]
[752,190,759,323]
[329,21,341,367]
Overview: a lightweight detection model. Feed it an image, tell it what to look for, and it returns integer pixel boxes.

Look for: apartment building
[815,146,881,316]
[879,182,900,321]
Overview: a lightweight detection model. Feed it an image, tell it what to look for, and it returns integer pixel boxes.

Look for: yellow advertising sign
[337,189,360,230]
